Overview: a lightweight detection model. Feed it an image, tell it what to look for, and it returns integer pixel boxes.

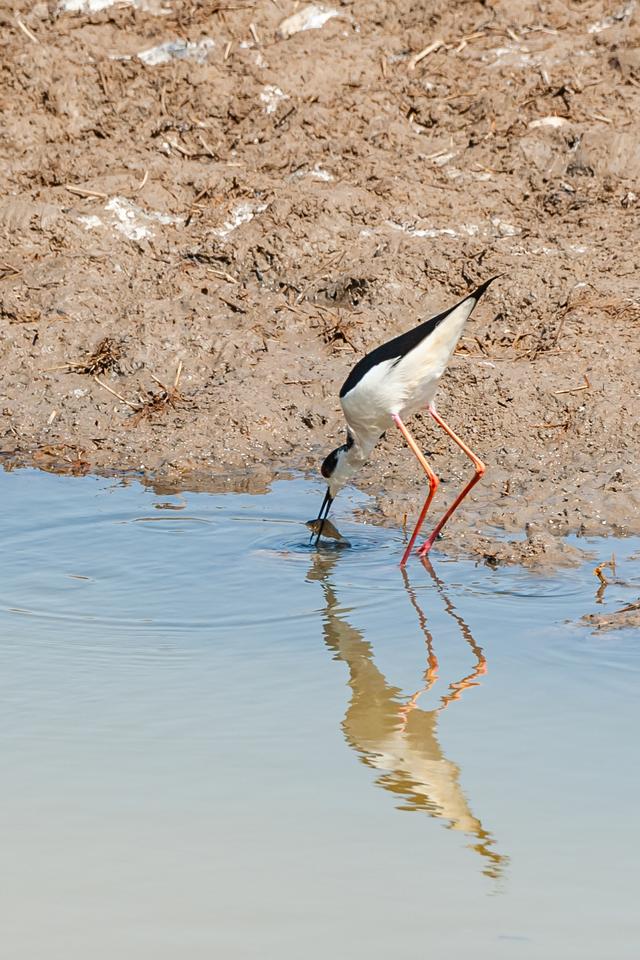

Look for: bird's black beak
[311,488,334,546]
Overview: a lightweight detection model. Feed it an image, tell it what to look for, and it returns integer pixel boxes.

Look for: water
[1,468,639,959]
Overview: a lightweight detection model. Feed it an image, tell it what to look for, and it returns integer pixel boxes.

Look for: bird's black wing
[339,277,498,399]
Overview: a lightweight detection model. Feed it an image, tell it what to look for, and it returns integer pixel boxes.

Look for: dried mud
[1,0,639,568]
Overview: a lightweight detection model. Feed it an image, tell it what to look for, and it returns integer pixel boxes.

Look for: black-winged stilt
[313,277,499,566]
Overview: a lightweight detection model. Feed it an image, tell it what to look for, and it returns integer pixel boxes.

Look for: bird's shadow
[306,551,508,882]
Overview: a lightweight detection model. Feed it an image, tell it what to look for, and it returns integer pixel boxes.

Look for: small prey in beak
[310,488,334,545]
[306,517,344,542]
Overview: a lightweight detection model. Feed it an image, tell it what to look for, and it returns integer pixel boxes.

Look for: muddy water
[1,469,639,959]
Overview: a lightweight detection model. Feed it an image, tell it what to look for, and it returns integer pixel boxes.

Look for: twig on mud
[197,133,218,158]
[127,361,185,425]
[408,30,487,70]
[94,376,140,411]
[0,262,21,280]
[220,295,247,313]
[408,39,444,70]
[65,185,109,200]
[505,26,524,43]
[134,170,149,193]
[274,105,296,128]
[97,63,112,101]
[320,313,360,352]
[423,147,455,161]
[529,420,571,430]
[207,268,238,283]
[443,92,476,102]
[224,40,232,60]
[166,138,195,157]
[281,303,308,318]
[46,338,122,377]
[15,16,39,44]
[617,600,640,613]
[454,31,488,53]
[552,374,591,396]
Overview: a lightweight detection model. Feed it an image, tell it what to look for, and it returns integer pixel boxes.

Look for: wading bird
[313,278,498,566]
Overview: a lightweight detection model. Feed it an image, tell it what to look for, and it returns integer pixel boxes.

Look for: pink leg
[392,414,439,568]
[417,404,485,558]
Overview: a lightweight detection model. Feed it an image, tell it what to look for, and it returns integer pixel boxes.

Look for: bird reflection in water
[307,552,507,880]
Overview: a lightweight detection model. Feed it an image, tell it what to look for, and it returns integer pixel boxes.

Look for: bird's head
[312,433,357,544]
[320,433,355,498]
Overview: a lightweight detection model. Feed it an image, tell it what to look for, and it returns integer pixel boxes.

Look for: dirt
[582,597,640,631]
[1,0,639,568]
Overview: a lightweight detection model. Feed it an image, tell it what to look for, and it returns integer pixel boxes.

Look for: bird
[313,277,499,566]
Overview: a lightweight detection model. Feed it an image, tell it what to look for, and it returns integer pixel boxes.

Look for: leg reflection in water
[307,552,507,881]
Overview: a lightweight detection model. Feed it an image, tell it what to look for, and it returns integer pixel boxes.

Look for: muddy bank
[1,0,639,566]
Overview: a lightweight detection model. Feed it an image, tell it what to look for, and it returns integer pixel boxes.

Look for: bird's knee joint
[476,461,486,478]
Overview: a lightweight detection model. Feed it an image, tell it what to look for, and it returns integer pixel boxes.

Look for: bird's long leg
[417,404,485,558]
[392,414,439,568]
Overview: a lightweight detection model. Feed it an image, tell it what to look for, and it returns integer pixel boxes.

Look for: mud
[582,600,640,632]
[1,0,639,566]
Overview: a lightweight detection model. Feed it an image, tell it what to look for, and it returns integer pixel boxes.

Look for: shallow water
[1,469,639,959]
